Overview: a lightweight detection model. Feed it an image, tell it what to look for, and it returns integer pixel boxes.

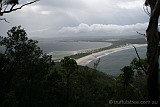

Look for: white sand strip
[76,44,147,66]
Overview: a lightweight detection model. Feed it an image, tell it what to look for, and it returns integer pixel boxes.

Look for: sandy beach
[76,44,147,66]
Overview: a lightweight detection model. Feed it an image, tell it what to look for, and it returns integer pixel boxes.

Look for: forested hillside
[0,0,160,106]
[0,26,156,107]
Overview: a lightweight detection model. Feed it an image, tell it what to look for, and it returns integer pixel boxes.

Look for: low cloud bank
[58,22,148,34]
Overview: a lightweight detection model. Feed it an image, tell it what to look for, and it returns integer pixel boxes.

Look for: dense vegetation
[0,26,158,107]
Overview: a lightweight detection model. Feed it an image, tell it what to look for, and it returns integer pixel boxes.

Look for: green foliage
[61,56,78,74]
[115,57,147,101]
[0,26,116,107]
[69,52,91,59]
[2,91,18,107]
[0,26,54,107]
[71,66,115,107]
[61,57,78,104]
[0,26,151,107]
[120,66,134,88]
[131,58,147,71]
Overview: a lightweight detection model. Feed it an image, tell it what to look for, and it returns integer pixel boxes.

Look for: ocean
[38,41,111,58]
[36,38,148,76]
[38,41,111,52]
[87,46,147,76]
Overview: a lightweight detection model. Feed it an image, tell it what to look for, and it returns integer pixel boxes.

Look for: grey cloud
[58,23,148,34]
[37,0,86,9]
[0,0,149,38]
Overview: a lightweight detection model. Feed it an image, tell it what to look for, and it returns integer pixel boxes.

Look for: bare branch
[4,4,8,12]
[0,0,40,16]
[0,18,9,23]
[10,4,16,11]
[94,58,100,70]
[143,3,151,16]
[136,31,145,36]
[136,31,147,40]
[133,45,148,75]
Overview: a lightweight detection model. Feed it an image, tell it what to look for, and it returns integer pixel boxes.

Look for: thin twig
[4,4,8,11]
[0,18,9,23]
[136,31,145,36]
[133,45,148,75]
[146,6,151,15]
[0,0,39,15]
[136,31,147,40]
[143,3,150,16]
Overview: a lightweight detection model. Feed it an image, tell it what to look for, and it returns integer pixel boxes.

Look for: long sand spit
[76,44,147,66]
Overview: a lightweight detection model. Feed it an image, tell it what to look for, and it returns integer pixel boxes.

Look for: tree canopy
[0,0,39,22]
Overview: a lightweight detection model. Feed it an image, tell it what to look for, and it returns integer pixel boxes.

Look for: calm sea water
[87,46,147,76]
[38,41,111,53]
[38,41,111,58]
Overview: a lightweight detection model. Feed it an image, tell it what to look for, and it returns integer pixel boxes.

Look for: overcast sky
[0,0,149,38]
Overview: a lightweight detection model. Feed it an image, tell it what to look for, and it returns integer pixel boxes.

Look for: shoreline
[48,43,112,59]
[76,44,147,66]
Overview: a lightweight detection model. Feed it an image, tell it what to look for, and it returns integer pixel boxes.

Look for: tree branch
[133,45,148,75]
[143,3,151,16]
[0,17,9,23]
[136,31,146,36]
[136,31,147,40]
[4,4,9,12]
[10,4,16,11]
[0,0,40,15]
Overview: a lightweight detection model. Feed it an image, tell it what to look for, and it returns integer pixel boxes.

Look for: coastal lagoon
[38,41,111,58]
[37,38,148,76]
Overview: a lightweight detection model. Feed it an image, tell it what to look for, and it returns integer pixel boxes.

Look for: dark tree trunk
[146,0,160,105]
